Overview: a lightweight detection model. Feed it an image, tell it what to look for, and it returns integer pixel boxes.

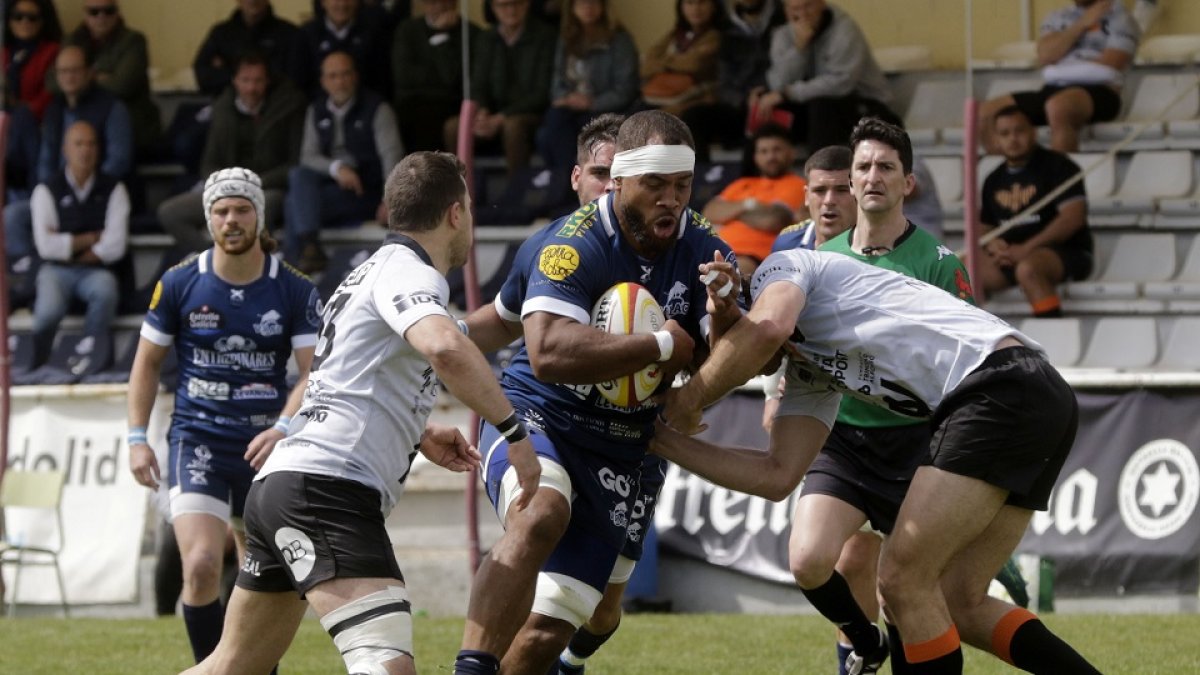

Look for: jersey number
[880,378,932,418]
[312,292,351,370]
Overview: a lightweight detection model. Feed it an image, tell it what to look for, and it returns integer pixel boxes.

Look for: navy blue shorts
[480,418,643,592]
[621,453,668,560]
[167,429,257,520]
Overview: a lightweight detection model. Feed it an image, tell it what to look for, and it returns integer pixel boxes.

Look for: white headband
[610,144,696,178]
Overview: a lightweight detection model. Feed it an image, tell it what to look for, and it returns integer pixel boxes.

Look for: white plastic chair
[1078,317,1159,369]
[1068,233,1176,299]
[1143,235,1200,300]
[904,80,968,146]
[1020,318,1082,367]
[0,470,69,617]
[1157,318,1200,369]
[1136,35,1200,65]
[873,45,933,73]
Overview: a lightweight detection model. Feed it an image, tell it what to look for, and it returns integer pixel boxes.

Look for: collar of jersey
[382,232,434,266]
[597,192,689,242]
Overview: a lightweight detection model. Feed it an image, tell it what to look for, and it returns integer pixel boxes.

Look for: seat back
[1136,35,1200,65]
[1097,233,1176,283]
[1111,151,1193,199]
[1019,318,1082,367]
[1,470,66,510]
[904,80,968,132]
[1079,317,1159,369]
[923,157,963,207]
[1158,318,1200,369]
[1068,153,1115,198]
[1122,74,1200,122]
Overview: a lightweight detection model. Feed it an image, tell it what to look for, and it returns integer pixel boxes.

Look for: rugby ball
[590,282,667,407]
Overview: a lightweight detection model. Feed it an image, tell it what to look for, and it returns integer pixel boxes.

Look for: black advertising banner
[656,390,1200,594]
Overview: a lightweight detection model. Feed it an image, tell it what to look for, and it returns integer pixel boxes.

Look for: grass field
[3,613,1200,673]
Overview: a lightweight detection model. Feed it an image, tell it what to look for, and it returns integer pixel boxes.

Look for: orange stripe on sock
[991,607,1038,665]
[1031,295,1061,315]
[904,625,961,664]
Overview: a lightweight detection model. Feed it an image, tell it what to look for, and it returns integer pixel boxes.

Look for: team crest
[663,281,690,317]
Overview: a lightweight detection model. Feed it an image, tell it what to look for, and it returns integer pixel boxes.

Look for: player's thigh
[883,465,1008,587]
[789,491,870,574]
[173,512,229,567]
[204,586,308,675]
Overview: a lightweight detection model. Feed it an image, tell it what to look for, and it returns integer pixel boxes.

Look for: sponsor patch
[392,290,442,314]
[233,383,279,400]
[149,281,163,310]
[187,305,223,331]
[538,245,580,281]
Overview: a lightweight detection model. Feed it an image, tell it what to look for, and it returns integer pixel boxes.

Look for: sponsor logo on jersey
[690,209,715,233]
[538,245,580,281]
[663,281,690,318]
[233,383,279,400]
[341,261,374,288]
[193,335,276,370]
[305,288,323,327]
[253,310,284,337]
[187,377,231,400]
[936,244,954,261]
[1119,439,1199,540]
[149,281,163,310]
[556,202,597,238]
[188,305,223,331]
[954,268,974,301]
[274,526,317,581]
[215,335,258,352]
[393,290,441,314]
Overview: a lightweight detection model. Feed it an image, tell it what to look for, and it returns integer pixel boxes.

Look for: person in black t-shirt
[977,105,1093,317]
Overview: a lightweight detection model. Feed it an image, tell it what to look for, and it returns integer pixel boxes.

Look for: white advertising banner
[3,384,166,605]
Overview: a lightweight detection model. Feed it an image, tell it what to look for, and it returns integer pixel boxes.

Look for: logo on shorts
[1118,439,1200,540]
[187,445,213,472]
[598,467,632,497]
[609,501,629,529]
[241,554,262,577]
[274,526,317,582]
[253,309,283,337]
[188,469,208,486]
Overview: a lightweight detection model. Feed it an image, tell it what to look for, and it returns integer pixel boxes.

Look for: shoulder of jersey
[687,208,716,235]
[278,258,315,283]
[161,251,202,280]
[778,220,812,236]
[553,201,601,239]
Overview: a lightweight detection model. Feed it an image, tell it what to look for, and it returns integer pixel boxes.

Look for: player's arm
[244,346,315,470]
[523,311,693,384]
[652,413,830,501]
[406,313,539,507]
[663,280,804,433]
[127,337,170,489]
[464,303,524,354]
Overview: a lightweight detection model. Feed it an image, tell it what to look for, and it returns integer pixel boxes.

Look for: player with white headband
[454,111,742,675]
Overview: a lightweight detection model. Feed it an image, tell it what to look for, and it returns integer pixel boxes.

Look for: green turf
[2,613,1199,673]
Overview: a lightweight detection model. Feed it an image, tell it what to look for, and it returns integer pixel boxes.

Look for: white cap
[203,167,265,238]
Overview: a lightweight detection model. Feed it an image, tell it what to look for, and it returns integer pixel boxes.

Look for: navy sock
[1009,619,1102,674]
[181,600,224,663]
[454,649,500,675]
[837,642,853,675]
[563,622,620,662]
[800,572,878,652]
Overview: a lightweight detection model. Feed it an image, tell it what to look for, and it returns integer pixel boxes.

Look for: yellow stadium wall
[55,0,1200,85]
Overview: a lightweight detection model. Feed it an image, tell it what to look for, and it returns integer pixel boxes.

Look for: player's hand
[660,387,706,436]
[245,428,284,471]
[129,443,160,489]
[699,251,741,318]
[420,423,482,472]
[660,320,696,377]
[507,437,541,511]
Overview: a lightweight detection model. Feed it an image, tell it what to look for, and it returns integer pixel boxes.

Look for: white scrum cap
[203,167,265,237]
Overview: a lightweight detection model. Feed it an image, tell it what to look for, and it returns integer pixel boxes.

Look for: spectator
[444,0,556,172]
[980,0,1140,153]
[640,0,726,117]
[193,0,304,97]
[284,51,402,273]
[64,0,161,155]
[28,120,128,370]
[977,105,1093,317]
[756,0,898,154]
[3,0,62,121]
[157,53,306,253]
[295,0,392,98]
[38,44,132,183]
[392,0,481,152]
[703,123,807,276]
[5,44,131,273]
[681,0,784,161]
[535,0,639,169]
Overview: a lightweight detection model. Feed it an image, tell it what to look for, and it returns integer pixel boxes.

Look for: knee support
[607,555,637,585]
[319,585,413,675]
[531,571,603,629]
[497,457,573,523]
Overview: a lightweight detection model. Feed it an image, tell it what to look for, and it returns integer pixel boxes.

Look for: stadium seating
[1019,317,1082,367]
[1077,317,1159,369]
[1135,34,1200,65]
[1157,317,1200,369]
[1143,234,1200,300]
[971,41,1038,70]
[1068,232,1176,300]
[1090,75,1200,147]
[873,45,933,74]
[904,79,967,147]
[1086,151,1193,227]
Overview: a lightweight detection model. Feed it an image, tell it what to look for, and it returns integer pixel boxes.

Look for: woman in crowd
[640,0,726,117]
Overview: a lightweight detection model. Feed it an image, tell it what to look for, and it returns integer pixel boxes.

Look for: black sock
[1009,619,1102,674]
[800,572,878,653]
[454,649,500,674]
[563,621,620,662]
[888,623,915,674]
[910,647,963,674]
[181,600,224,663]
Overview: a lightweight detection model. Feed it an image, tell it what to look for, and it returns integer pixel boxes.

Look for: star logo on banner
[1139,462,1181,517]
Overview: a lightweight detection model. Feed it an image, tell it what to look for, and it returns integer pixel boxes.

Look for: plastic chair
[1019,318,1082,367]
[0,470,69,617]
[1078,317,1158,369]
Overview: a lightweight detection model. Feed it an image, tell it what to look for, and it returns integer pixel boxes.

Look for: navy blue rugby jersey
[141,251,321,442]
[494,192,736,457]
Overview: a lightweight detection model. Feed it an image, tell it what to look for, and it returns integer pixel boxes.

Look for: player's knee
[789,545,839,589]
[875,554,918,610]
[532,572,604,629]
[181,547,223,592]
[319,586,414,675]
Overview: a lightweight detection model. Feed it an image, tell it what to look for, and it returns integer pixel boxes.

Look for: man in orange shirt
[703,123,807,276]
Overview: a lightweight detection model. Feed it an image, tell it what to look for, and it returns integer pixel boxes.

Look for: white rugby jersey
[757,249,1040,424]
[260,236,451,514]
